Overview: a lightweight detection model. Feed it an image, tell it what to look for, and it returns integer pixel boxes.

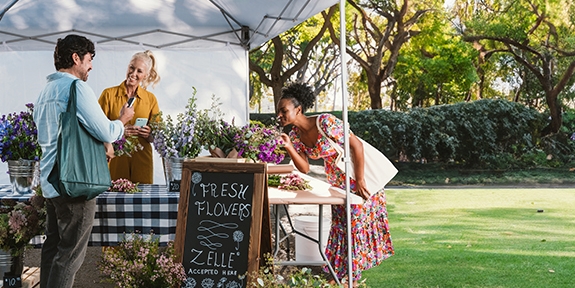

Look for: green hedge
[251,100,575,169]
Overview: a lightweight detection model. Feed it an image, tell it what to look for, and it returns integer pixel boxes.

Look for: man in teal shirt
[34,34,134,288]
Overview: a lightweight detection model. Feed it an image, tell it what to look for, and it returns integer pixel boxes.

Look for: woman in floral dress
[276,83,394,285]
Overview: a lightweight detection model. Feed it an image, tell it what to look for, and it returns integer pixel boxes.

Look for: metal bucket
[7,159,39,195]
[163,157,184,184]
[0,249,23,285]
[0,249,10,282]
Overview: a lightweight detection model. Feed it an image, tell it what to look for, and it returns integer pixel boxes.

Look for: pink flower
[9,210,27,231]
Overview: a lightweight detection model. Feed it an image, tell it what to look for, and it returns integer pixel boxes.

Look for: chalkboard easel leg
[260,189,273,268]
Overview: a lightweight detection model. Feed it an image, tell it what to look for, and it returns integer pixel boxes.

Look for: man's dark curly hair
[54,34,95,70]
[280,83,315,112]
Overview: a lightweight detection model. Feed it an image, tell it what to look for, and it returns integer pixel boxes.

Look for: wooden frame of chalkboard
[175,161,267,287]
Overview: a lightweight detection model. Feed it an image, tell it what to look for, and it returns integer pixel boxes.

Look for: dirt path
[24,247,114,288]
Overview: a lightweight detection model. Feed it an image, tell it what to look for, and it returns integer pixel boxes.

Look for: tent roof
[0,0,337,51]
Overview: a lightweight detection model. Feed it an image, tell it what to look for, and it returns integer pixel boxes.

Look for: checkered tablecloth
[0,184,179,246]
[0,184,32,201]
[92,185,179,246]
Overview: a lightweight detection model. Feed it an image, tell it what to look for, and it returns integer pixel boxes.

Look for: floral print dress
[289,113,394,281]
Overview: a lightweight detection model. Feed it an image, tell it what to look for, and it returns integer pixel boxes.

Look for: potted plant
[150,89,202,185]
[0,103,42,194]
[0,190,46,276]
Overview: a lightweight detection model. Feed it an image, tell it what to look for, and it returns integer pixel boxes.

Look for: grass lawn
[361,188,575,288]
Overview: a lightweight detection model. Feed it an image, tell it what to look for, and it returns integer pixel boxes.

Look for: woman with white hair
[98,50,161,183]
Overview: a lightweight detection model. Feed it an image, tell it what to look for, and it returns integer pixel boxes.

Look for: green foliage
[560,109,575,134]
[248,6,337,109]
[351,99,552,168]
[455,0,575,113]
[390,162,575,186]
[349,109,404,158]
[392,9,479,108]
[249,255,356,288]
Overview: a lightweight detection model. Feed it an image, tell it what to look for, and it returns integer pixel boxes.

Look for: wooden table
[267,172,345,283]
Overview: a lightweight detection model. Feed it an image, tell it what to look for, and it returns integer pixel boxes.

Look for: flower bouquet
[194,95,241,158]
[109,178,142,193]
[277,173,311,190]
[99,232,186,288]
[150,89,201,159]
[112,135,144,157]
[0,104,42,194]
[0,103,42,162]
[233,120,285,164]
[150,88,285,165]
[0,192,46,257]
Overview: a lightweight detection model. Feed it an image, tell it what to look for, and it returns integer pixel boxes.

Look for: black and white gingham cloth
[92,185,179,246]
[0,184,179,246]
[0,184,32,201]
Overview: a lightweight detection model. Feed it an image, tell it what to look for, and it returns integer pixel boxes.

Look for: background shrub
[251,99,575,169]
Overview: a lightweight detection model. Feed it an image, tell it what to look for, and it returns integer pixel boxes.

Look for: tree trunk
[543,90,562,135]
[367,73,383,109]
[272,82,284,111]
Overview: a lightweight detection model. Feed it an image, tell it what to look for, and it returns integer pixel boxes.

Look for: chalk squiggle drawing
[197,220,239,250]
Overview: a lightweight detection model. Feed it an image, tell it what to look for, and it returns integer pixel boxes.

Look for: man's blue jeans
[40,196,96,288]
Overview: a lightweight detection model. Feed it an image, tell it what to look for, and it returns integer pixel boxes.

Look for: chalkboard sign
[168,180,181,192]
[175,161,267,288]
[3,275,22,288]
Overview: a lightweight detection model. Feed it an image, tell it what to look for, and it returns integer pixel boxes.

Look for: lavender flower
[150,89,202,159]
[149,89,285,164]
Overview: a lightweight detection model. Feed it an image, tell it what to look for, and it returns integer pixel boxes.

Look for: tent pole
[244,48,250,124]
[0,0,19,21]
[338,0,353,287]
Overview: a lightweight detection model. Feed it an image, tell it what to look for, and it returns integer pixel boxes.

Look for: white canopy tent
[0,0,339,184]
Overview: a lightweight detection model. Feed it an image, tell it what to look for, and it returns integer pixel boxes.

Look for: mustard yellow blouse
[98,82,159,184]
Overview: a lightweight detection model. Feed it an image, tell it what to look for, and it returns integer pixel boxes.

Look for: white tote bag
[317,117,398,195]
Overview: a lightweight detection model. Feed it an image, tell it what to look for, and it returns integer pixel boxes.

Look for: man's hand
[118,103,135,125]
[104,142,115,162]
